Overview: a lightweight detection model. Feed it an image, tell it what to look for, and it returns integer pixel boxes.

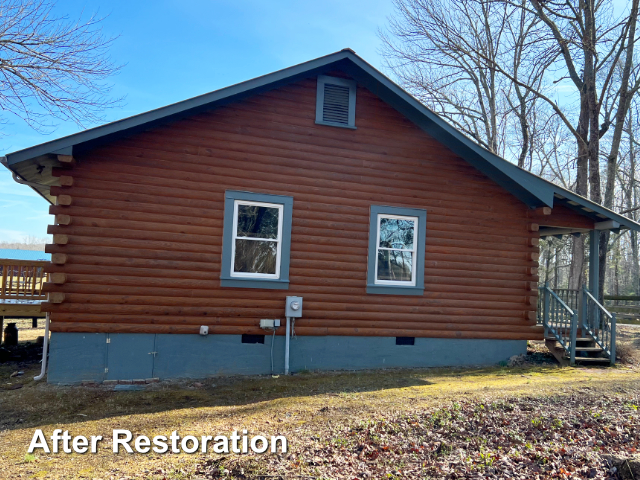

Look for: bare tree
[380,0,513,155]
[0,0,122,132]
[381,0,640,298]
[380,0,560,168]
[492,0,640,297]
[0,235,48,250]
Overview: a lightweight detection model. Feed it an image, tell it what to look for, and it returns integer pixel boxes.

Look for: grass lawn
[0,332,638,479]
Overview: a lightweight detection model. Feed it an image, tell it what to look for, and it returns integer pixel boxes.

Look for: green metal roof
[2,48,639,232]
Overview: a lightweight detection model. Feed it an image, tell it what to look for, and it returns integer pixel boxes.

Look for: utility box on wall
[285,296,303,318]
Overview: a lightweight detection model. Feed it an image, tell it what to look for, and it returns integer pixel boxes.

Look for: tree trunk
[628,108,639,294]
[569,91,591,290]
[597,0,639,301]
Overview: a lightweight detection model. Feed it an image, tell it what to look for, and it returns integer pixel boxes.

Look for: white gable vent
[315,75,357,129]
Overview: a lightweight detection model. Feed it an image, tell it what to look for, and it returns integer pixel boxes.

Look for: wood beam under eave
[531,206,552,216]
[594,220,620,231]
[57,154,76,168]
[539,227,591,237]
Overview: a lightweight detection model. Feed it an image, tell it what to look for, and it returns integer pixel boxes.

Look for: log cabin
[2,49,639,383]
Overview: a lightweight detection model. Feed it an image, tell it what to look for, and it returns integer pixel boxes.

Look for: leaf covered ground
[199,391,639,479]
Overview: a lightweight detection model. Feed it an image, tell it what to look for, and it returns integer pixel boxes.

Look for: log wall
[43,74,544,340]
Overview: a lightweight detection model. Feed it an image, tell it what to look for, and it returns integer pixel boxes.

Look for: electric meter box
[285,296,303,318]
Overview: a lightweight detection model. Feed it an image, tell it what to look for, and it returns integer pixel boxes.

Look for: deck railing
[537,288,580,325]
[582,286,616,365]
[0,259,48,301]
[541,284,579,364]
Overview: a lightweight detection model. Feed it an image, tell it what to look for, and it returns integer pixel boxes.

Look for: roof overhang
[3,49,639,233]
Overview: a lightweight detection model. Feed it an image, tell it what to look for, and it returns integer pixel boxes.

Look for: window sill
[315,120,357,130]
[221,277,290,290]
[367,284,424,296]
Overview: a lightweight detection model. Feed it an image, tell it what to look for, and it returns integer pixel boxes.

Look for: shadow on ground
[0,360,441,431]
[0,358,578,433]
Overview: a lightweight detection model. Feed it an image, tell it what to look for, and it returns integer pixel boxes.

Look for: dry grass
[617,341,640,366]
[0,360,639,479]
[618,324,640,365]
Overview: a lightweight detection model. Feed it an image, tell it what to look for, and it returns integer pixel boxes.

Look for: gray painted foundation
[47,332,527,384]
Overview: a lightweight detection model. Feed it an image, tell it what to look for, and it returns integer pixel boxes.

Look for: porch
[0,258,48,338]
[536,229,616,366]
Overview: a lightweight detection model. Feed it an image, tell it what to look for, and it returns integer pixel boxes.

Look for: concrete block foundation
[46,332,527,384]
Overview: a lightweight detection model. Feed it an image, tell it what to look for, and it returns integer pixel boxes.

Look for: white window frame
[230,200,284,279]
[374,213,418,286]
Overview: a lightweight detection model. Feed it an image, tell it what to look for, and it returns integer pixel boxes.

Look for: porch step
[544,339,570,367]
[544,338,609,367]
[573,357,611,365]
[545,337,593,343]
[574,346,603,352]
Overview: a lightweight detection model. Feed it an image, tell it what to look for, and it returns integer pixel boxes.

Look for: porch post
[588,229,600,333]
[589,230,599,296]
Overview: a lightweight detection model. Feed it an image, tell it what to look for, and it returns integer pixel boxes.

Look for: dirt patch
[0,340,43,364]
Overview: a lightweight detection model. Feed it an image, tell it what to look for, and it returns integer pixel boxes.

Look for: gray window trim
[367,205,427,296]
[221,190,293,289]
[315,75,357,129]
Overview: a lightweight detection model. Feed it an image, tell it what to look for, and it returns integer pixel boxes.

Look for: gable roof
[2,48,639,232]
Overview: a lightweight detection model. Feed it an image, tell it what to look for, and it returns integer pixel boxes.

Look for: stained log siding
[43,76,543,340]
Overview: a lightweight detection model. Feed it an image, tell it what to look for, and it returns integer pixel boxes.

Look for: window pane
[379,218,415,249]
[377,250,413,282]
[236,204,280,239]
[234,239,278,275]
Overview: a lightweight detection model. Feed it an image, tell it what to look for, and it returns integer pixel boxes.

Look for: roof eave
[3,49,639,232]
[5,50,355,166]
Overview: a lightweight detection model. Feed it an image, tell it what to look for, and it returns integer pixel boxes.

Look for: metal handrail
[583,288,613,319]
[582,286,616,365]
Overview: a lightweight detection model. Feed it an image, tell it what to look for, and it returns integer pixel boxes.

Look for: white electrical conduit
[34,313,50,381]
[284,317,291,375]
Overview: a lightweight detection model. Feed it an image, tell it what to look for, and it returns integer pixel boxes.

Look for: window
[376,214,417,285]
[232,201,282,278]
[396,337,415,346]
[221,191,293,289]
[367,205,427,295]
[315,75,357,129]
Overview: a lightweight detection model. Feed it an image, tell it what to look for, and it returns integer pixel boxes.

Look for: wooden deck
[0,259,48,319]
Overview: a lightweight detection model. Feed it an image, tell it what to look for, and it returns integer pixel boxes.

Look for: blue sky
[0,0,394,242]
